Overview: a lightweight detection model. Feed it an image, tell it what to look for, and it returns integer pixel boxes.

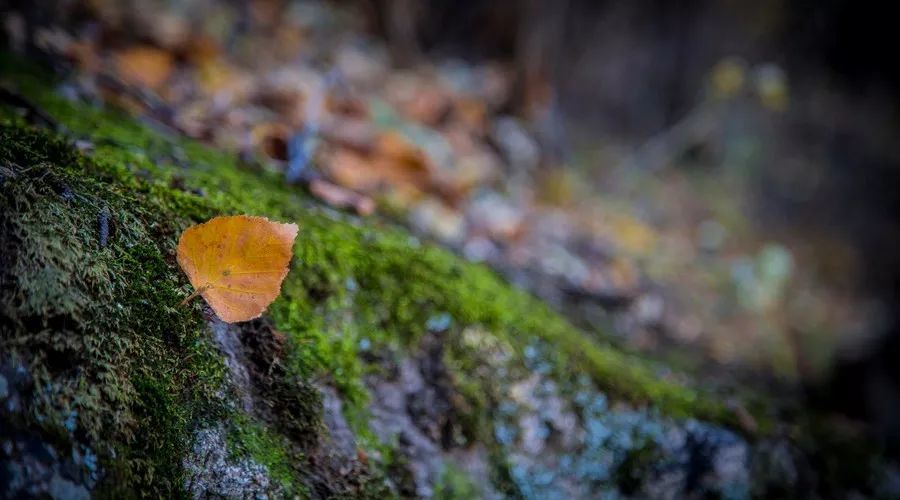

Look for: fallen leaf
[177,215,298,323]
[323,147,429,204]
[325,148,385,192]
[374,131,431,173]
[113,45,174,90]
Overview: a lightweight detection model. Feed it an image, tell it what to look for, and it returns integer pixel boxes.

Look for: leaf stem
[180,284,211,306]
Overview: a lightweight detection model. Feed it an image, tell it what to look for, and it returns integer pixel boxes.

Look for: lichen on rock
[184,426,275,498]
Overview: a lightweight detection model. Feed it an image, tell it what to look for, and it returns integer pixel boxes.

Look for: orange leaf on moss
[176,215,298,323]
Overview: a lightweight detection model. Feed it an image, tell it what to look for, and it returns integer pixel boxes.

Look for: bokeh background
[5,0,900,453]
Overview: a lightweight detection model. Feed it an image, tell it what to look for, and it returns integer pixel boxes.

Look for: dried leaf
[177,215,298,323]
[325,148,385,192]
[113,45,174,90]
[374,132,431,173]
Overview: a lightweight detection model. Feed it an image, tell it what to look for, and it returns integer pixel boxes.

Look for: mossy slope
[0,55,776,496]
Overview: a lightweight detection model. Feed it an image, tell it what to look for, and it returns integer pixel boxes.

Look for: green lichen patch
[227,415,306,496]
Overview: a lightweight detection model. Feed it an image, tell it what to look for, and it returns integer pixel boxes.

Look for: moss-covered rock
[1,54,894,498]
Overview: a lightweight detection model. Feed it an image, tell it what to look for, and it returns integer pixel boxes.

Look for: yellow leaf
[176,215,298,323]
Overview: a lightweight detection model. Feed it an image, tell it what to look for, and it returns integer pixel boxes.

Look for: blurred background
[4,0,900,452]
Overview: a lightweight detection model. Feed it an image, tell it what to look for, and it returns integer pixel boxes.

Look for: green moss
[0,124,226,494]
[271,208,739,425]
